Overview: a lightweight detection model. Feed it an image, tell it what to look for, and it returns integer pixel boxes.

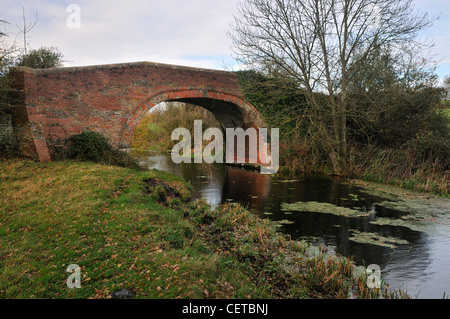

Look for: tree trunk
[339,88,347,162]
[328,149,342,175]
[331,100,343,174]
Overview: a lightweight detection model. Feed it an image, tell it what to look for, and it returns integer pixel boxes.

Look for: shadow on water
[139,154,450,299]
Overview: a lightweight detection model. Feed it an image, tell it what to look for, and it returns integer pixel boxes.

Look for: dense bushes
[61,131,140,169]
[347,87,448,147]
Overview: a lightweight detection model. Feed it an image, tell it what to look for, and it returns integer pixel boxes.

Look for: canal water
[139,154,450,299]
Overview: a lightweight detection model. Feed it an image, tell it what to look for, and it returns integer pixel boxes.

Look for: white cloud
[1,0,240,70]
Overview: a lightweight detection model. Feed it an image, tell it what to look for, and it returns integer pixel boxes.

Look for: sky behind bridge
[1,0,449,81]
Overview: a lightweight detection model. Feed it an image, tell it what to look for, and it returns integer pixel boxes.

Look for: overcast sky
[1,0,450,80]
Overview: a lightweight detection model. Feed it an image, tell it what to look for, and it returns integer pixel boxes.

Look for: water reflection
[139,155,450,299]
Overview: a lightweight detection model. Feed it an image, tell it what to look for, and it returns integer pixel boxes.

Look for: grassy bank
[0,159,407,299]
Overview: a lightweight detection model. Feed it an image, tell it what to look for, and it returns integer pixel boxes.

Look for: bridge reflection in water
[139,154,271,210]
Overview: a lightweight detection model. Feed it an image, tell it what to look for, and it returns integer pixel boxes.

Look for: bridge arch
[121,88,267,148]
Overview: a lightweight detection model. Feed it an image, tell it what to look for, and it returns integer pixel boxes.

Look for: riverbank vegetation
[229,0,449,196]
[235,69,449,196]
[0,159,408,299]
[54,131,140,170]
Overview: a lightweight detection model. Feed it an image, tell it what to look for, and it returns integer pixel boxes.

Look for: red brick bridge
[10,61,267,163]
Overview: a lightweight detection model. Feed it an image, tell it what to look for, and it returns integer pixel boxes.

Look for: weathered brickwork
[0,113,13,142]
[9,61,266,163]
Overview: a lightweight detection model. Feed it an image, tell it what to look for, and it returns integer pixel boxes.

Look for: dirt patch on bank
[143,178,184,205]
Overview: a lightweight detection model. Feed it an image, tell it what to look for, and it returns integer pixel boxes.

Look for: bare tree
[0,20,19,111]
[16,7,38,61]
[229,0,434,173]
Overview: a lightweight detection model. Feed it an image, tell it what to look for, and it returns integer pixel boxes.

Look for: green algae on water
[281,201,372,217]
[344,179,450,238]
[370,217,450,238]
[276,219,295,225]
[372,198,450,238]
[349,229,409,249]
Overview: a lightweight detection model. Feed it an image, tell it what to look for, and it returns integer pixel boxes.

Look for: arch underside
[121,89,267,148]
[168,98,245,129]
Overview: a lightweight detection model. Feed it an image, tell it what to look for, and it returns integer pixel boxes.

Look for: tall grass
[349,138,449,195]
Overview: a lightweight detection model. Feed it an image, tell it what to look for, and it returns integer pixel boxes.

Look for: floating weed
[349,230,409,249]
[281,201,372,217]
[349,194,360,201]
[343,179,450,237]
[276,219,295,225]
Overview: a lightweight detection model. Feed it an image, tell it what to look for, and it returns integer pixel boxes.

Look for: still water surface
[140,154,450,299]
